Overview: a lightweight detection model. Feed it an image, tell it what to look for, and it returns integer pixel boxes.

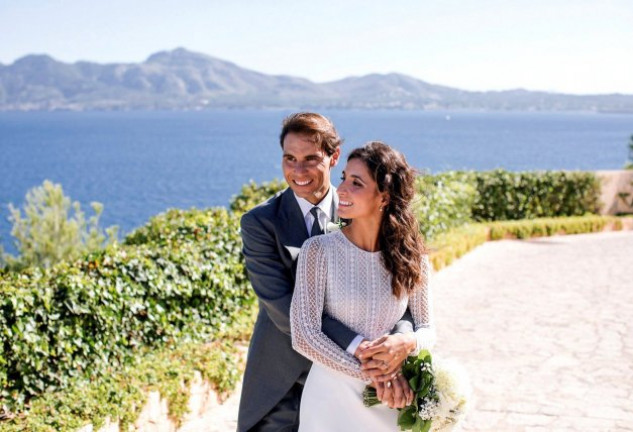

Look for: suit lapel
[278,189,309,264]
[278,185,339,262]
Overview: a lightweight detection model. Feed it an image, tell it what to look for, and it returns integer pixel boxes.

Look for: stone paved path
[212,231,633,431]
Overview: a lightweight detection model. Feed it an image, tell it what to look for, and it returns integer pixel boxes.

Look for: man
[237,113,413,431]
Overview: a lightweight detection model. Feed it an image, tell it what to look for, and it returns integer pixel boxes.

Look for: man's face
[282,132,340,205]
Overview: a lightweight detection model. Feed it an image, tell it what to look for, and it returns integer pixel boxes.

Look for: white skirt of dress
[299,363,398,431]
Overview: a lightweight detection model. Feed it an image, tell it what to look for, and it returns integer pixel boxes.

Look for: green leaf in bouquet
[419,349,432,362]
[409,375,421,392]
[421,419,432,432]
[419,376,433,398]
[402,356,418,374]
[397,406,417,430]
[412,416,432,432]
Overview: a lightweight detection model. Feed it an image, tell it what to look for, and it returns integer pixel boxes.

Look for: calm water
[1,110,631,251]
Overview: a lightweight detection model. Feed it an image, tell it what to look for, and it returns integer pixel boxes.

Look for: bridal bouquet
[363,350,471,432]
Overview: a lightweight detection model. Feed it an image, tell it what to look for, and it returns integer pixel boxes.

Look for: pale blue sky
[2,0,632,94]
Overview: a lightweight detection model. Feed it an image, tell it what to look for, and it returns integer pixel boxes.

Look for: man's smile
[293,179,313,186]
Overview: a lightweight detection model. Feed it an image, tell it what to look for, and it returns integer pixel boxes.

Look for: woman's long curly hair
[348,141,426,298]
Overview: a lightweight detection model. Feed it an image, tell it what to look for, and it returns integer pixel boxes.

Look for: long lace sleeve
[409,254,436,354]
[290,237,365,380]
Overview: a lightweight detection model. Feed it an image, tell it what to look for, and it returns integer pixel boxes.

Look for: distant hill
[1,48,632,112]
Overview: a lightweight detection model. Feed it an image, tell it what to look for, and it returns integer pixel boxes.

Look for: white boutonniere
[325,219,348,233]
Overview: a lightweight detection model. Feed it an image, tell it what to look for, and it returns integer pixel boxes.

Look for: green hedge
[0,338,247,431]
[414,172,477,241]
[471,170,601,221]
[428,224,489,271]
[230,179,287,215]
[486,215,622,240]
[428,215,626,271]
[0,208,252,412]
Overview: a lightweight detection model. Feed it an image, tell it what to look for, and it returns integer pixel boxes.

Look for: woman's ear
[381,193,390,208]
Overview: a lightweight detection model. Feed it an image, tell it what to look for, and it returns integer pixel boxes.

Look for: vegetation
[427,224,489,271]
[1,181,117,271]
[413,172,477,241]
[0,207,252,416]
[470,170,601,221]
[229,178,287,216]
[428,215,627,271]
[486,215,623,240]
[0,339,249,431]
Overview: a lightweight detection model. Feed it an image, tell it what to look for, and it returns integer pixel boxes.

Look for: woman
[290,141,435,431]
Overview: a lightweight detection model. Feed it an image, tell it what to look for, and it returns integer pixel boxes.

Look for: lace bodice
[290,230,435,380]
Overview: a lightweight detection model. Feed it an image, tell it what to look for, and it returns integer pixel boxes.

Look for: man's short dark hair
[279,112,343,156]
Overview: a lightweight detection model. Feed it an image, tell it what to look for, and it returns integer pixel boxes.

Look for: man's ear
[329,147,341,167]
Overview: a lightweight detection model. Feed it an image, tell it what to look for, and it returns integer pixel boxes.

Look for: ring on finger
[386,381,392,388]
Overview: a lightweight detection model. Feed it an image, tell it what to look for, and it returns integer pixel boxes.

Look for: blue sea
[1,109,631,252]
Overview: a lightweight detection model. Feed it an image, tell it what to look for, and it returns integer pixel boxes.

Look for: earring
[379,207,384,212]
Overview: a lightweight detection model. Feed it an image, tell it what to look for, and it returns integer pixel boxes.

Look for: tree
[2,180,118,270]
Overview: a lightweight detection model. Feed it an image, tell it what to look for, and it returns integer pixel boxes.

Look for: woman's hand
[373,372,414,409]
[358,333,416,382]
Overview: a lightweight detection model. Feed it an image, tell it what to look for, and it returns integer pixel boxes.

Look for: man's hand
[372,373,413,409]
[358,333,416,382]
[354,339,373,360]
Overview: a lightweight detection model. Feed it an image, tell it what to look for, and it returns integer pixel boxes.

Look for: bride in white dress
[290,141,436,431]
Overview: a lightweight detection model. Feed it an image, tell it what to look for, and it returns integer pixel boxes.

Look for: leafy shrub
[413,170,600,240]
[427,215,625,271]
[427,224,488,271]
[471,170,601,221]
[486,215,622,240]
[414,172,477,241]
[0,339,246,431]
[0,207,251,411]
[229,179,287,215]
[3,180,118,271]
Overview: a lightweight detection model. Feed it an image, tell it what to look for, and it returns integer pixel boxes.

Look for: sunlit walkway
[434,230,633,431]
[210,230,633,432]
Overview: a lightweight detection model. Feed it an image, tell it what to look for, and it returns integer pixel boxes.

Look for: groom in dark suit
[237,113,412,431]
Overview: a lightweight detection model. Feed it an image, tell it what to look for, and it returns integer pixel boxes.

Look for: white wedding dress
[290,230,435,431]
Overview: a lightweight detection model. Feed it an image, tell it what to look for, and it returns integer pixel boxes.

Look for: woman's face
[337,158,386,220]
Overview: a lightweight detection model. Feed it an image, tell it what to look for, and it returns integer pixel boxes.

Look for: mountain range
[1,48,632,112]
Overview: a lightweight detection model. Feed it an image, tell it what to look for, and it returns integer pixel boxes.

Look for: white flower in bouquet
[429,358,472,432]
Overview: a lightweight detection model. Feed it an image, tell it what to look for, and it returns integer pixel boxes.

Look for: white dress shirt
[294,187,335,235]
